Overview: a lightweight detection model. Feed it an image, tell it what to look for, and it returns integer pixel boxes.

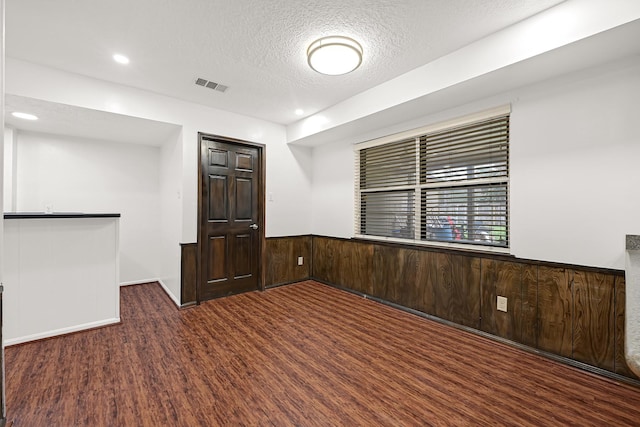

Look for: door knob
[249,224,259,230]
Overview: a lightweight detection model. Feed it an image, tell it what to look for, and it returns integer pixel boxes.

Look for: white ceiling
[5,0,565,125]
[5,95,181,146]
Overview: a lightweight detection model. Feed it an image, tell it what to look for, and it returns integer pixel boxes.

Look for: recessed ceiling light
[113,53,130,65]
[295,109,304,116]
[11,112,38,121]
[307,36,363,75]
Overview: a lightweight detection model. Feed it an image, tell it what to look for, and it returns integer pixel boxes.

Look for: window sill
[353,234,511,257]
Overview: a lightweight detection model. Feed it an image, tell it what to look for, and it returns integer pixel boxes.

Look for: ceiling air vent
[195,77,228,93]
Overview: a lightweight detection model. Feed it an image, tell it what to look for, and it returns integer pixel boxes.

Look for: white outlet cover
[497,296,508,312]
[297,256,303,266]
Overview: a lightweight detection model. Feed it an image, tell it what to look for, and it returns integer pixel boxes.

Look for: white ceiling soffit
[5,0,565,125]
[287,1,640,146]
[288,19,640,148]
[5,95,182,146]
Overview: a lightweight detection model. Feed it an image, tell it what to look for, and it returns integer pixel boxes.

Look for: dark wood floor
[5,280,640,426]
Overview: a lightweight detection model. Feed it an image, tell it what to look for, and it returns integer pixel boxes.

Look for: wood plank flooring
[5,280,640,426]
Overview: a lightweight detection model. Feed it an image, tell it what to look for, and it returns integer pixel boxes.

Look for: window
[355,107,509,250]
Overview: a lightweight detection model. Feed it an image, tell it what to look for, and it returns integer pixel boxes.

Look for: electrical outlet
[297,256,304,266]
[497,296,508,312]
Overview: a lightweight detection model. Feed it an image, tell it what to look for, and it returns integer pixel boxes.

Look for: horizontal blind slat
[356,112,509,248]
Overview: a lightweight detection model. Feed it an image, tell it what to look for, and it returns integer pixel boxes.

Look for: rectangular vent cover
[195,77,228,93]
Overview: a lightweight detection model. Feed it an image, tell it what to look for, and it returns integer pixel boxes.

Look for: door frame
[196,132,266,303]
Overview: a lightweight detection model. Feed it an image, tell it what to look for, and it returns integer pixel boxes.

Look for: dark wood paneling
[309,235,629,379]
[340,241,375,294]
[615,276,639,379]
[180,243,197,306]
[310,236,340,286]
[450,255,481,329]
[265,236,312,287]
[537,266,573,358]
[429,253,480,328]
[415,251,438,316]
[521,265,538,347]
[372,246,417,308]
[480,259,523,341]
[573,271,615,370]
[353,237,623,276]
[433,252,453,323]
[7,281,640,426]
[312,236,373,295]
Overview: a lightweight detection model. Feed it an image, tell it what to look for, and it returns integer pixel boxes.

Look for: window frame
[354,105,511,254]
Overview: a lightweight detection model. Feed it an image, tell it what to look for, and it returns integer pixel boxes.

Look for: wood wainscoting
[265,235,312,288]
[180,234,636,380]
[311,235,638,380]
[180,236,312,306]
[180,243,198,307]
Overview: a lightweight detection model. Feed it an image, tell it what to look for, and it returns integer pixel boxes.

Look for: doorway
[197,133,265,301]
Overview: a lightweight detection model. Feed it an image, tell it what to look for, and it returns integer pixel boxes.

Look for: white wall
[267,144,313,237]
[6,58,312,241]
[159,129,183,304]
[6,59,314,304]
[12,130,163,284]
[510,57,640,269]
[3,127,15,211]
[311,141,354,238]
[311,57,640,270]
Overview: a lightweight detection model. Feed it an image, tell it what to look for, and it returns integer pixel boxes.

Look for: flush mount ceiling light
[11,112,38,120]
[307,36,363,75]
[113,53,130,65]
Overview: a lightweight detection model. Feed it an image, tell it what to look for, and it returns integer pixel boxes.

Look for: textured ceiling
[6,0,565,125]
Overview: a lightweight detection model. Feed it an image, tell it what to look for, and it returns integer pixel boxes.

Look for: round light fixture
[11,112,38,121]
[307,36,363,75]
[113,53,130,65]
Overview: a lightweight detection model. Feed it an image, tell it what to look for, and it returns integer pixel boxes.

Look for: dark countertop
[4,212,121,219]
[628,235,640,251]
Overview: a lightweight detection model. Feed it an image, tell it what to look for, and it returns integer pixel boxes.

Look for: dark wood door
[198,135,263,301]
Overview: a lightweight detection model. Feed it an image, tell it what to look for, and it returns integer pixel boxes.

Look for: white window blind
[355,108,509,249]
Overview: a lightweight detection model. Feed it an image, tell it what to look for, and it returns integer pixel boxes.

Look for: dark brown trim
[265,280,303,290]
[180,301,198,309]
[311,276,640,389]
[259,145,267,292]
[196,133,266,302]
[4,212,120,219]
[266,234,314,240]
